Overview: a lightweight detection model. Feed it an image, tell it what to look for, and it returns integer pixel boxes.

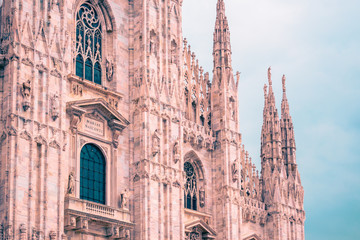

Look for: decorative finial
[282,74,286,92]
[267,66,272,85]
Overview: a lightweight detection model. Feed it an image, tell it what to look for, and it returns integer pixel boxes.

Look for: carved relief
[21,80,31,111]
[72,83,83,96]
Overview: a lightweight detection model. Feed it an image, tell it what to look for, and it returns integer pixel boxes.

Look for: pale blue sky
[182,0,360,239]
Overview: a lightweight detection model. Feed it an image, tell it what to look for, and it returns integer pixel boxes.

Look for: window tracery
[76,2,102,84]
[184,162,197,210]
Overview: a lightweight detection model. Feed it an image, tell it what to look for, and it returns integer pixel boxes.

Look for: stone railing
[85,201,115,217]
[65,196,132,225]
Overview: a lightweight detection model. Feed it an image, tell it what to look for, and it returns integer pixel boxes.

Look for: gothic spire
[213,0,232,71]
[261,67,282,164]
[280,74,297,174]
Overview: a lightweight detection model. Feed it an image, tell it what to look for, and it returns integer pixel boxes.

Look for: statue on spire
[267,67,272,85]
[282,74,286,92]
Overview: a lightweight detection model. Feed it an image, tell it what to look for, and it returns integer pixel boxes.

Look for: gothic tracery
[76,2,102,84]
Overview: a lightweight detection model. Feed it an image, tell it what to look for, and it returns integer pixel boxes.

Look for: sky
[182,0,360,239]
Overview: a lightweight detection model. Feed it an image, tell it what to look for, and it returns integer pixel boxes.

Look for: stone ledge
[68,74,123,100]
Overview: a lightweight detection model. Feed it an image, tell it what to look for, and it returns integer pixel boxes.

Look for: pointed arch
[73,0,116,32]
[184,150,204,180]
[184,151,206,211]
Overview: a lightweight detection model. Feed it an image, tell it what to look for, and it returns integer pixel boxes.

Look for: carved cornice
[68,74,123,100]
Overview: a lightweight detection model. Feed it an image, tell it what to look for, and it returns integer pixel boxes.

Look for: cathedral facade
[0,0,305,239]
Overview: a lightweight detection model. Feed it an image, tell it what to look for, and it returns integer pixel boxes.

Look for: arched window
[80,144,106,204]
[76,2,102,84]
[184,162,197,210]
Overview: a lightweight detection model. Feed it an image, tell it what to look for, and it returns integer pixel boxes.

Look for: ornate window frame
[184,151,206,211]
[75,1,105,85]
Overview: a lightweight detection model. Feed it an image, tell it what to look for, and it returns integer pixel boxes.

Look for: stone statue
[50,94,59,121]
[152,130,160,156]
[67,172,75,196]
[199,187,205,208]
[125,229,130,240]
[106,59,114,81]
[120,189,129,209]
[21,80,31,111]
[173,140,180,164]
[282,74,286,92]
[70,216,76,227]
[267,66,272,83]
[232,158,239,182]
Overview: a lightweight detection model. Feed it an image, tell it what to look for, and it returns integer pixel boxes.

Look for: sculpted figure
[67,172,75,195]
[232,158,239,182]
[50,94,59,121]
[199,187,205,208]
[267,66,272,83]
[120,189,129,209]
[125,229,130,240]
[173,140,180,164]
[106,59,114,81]
[21,80,31,111]
[152,130,160,156]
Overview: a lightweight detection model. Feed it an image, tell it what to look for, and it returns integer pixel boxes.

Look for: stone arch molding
[73,0,116,32]
[184,150,204,180]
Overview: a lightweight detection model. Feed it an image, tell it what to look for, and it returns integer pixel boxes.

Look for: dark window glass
[94,61,101,84]
[80,143,106,204]
[76,55,84,78]
[75,3,102,84]
[85,58,92,81]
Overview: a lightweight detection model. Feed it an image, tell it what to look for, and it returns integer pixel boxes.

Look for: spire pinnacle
[213,0,232,70]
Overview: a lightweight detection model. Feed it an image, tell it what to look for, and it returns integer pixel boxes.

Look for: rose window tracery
[76,2,102,84]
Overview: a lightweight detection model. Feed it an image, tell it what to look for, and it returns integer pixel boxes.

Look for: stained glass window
[184,162,197,210]
[76,2,102,84]
[80,144,106,204]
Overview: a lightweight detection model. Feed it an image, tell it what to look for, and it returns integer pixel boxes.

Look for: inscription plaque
[84,118,104,136]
